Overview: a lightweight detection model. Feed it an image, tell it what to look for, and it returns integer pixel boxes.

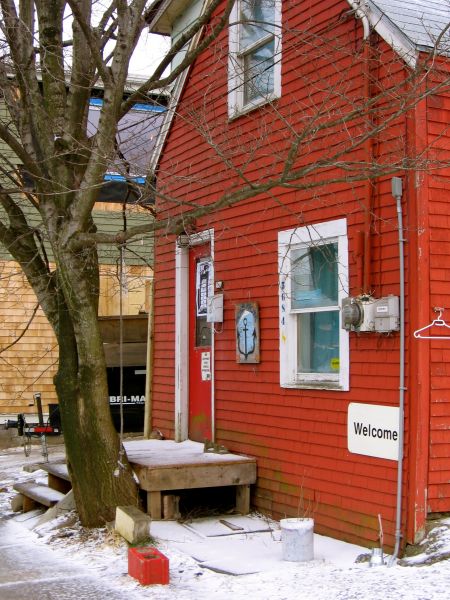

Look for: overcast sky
[128,31,171,80]
[61,3,172,82]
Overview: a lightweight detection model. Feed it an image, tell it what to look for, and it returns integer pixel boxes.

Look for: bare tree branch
[120,0,235,114]
[0,302,39,353]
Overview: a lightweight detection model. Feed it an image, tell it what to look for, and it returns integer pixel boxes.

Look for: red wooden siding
[152,241,176,435]
[151,0,448,547]
[426,74,450,513]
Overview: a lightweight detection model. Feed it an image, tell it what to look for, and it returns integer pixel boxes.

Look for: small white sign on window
[348,403,400,461]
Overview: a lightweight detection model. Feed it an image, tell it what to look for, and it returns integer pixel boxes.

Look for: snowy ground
[1,443,450,599]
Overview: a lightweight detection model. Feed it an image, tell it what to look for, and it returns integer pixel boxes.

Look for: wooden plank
[48,474,72,494]
[40,462,70,481]
[134,461,256,492]
[39,463,71,493]
[235,484,251,515]
[103,342,147,367]
[148,491,162,519]
[98,315,149,343]
[163,494,181,520]
[129,454,256,469]
[22,495,37,512]
[13,482,65,508]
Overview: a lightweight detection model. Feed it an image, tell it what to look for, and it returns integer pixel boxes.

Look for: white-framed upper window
[228,0,282,118]
[278,219,349,391]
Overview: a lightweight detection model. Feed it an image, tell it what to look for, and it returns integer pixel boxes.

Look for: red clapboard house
[147,0,450,551]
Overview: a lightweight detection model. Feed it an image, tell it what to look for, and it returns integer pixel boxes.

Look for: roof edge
[147,0,192,35]
[347,0,418,67]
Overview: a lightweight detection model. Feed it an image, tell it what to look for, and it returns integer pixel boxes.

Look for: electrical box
[207,294,223,323]
[341,295,400,333]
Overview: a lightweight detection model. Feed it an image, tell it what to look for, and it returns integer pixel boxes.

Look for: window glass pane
[240,1,275,50]
[297,311,340,374]
[291,243,338,309]
[196,315,211,347]
[243,39,275,104]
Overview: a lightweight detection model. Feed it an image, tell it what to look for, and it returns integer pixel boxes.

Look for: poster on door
[196,258,213,316]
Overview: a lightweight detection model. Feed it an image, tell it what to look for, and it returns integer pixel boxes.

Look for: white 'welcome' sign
[348,403,400,461]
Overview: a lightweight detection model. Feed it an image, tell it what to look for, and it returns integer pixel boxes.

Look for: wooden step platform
[39,462,71,494]
[125,439,257,520]
[13,482,65,512]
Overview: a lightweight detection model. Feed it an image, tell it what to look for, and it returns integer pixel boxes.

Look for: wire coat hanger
[413,307,450,340]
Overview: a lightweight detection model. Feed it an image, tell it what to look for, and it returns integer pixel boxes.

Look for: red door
[188,245,213,442]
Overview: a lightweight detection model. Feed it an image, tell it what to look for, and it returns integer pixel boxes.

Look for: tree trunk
[53,245,139,527]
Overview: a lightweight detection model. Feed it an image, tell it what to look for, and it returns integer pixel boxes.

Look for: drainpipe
[347,1,374,293]
[362,38,375,294]
[347,1,370,39]
[389,176,406,565]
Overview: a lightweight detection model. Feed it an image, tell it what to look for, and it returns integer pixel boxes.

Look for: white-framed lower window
[228,0,282,118]
[278,219,349,391]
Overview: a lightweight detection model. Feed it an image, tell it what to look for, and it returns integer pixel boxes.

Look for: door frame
[174,229,215,441]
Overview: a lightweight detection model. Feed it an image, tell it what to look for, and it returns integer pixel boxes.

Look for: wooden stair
[13,482,65,512]
[39,462,71,494]
[13,462,71,513]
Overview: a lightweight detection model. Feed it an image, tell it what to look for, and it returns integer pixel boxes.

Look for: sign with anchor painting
[236,302,260,364]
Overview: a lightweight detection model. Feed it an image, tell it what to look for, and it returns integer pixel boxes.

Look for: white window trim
[278,219,349,391]
[228,0,282,119]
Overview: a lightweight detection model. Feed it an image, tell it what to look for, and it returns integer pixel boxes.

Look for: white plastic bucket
[280,518,314,562]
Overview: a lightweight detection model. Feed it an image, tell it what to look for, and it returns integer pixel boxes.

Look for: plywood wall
[0,260,152,415]
[0,262,58,414]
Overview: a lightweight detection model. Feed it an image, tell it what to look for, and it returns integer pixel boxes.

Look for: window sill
[281,381,347,391]
[228,92,280,121]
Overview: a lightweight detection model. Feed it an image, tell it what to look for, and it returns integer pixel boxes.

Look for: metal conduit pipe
[389,177,406,566]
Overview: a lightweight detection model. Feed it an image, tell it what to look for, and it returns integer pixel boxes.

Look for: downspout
[347,0,371,39]
[347,1,374,293]
[389,177,406,565]
[362,37,375,294]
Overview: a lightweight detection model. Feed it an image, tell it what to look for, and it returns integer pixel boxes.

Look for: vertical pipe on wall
[362,36,375,293]
[389,177,406,565]
[144,279,155,439]
[347,1,374,293]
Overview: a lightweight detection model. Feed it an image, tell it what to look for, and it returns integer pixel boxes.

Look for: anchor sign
[235,303,260,363]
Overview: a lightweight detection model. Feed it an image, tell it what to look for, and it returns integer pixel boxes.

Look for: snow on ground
[1,443,450,600]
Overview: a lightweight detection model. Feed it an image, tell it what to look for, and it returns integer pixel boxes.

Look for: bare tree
[0,0,234,526]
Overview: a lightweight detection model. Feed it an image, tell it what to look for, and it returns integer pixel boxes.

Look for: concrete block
[11,493,24,512]
[115,505,151,544]
[33,489,76,529]
[55,489,75,511]
[34,509,78,534]
[0,428,20,450]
